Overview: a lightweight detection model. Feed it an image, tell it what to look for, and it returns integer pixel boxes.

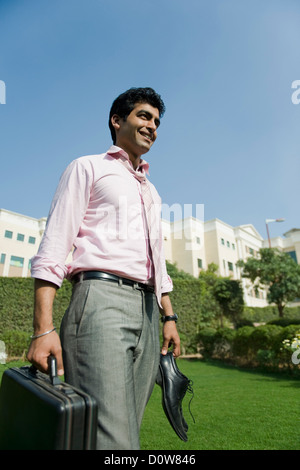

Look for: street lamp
[265,218,285,247]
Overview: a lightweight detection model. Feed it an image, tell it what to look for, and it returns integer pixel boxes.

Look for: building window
[10,256,24,268]
[227,241,230,248]
[221,238,225,245]
[232,243,235,250]
[196,237,201,244]
[28,236,36,244]
[255,290,264,299]
[249,248,254,255]
[17,233,25,242]
[4,230,13,239]
[197,258,202,268]
[228,262,233,272]
[0,254,6,264]
[286,251,297,263]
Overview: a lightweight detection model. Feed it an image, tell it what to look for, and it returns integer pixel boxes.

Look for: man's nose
[147,119,157,132]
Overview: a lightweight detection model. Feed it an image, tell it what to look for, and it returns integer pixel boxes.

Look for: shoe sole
[158,362,188,442]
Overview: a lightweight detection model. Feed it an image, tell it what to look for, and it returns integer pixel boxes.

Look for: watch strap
[161,313,178,323]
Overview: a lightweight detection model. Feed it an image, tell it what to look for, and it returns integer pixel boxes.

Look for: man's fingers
[161,338,170,355]
[55,354,64,376]
[161,322,181,357]
[172,342,181,358]
[27,332,64,376]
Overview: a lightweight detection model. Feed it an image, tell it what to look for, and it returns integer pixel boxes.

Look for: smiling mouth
[139,131,153,143]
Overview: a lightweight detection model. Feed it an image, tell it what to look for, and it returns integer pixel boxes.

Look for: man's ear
[110,114,121,132]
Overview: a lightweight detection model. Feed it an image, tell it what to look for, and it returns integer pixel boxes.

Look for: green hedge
[0,277,72,335]
[169,279,206,353]
[0,278,72,358]
[197,324,300,375]
[1,277,300,361]
[0,277,210,356]
[242,305,300,323]
[0,330,30,358]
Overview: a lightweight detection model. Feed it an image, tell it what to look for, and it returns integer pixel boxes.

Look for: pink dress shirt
[31,146,173,302]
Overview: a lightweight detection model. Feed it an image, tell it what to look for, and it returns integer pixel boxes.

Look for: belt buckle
[134,282,153,293]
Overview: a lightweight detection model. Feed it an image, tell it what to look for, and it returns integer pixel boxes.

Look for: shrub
[242,306,300,323]
[268,318,300,327]
[250,325,283,354]
[196,327,217,358]
[232,326,255,358]
[0,277,72,336]
[170,278,218,353]
[278,327,300,370]
[242,306,278,323]
[196,323,300,375]
[235,318,254,328]
[256,349,278,368]
[278,325,300,343]
[213,328,235,359]
[0,330,30,358]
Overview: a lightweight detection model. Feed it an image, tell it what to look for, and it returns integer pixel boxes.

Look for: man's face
[112,102,160,160]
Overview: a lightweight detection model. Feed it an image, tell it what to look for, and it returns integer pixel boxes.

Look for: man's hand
[159,293,181,357]
[27,278,64,376]
[161,321,181,357]
[27,330,64,376]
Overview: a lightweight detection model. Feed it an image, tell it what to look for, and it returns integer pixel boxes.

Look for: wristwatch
[161,313,178,323]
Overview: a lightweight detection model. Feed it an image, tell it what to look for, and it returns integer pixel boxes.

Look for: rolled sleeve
[31,159,92,286]
[161,273,173,295]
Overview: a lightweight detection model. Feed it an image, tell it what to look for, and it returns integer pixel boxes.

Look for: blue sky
[0,0,299,240]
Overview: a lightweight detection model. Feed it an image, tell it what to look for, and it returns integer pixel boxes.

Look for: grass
[140,359,300,450]
[1,359,299,450]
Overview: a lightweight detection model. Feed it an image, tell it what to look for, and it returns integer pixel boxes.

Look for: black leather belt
[72,271,155,293]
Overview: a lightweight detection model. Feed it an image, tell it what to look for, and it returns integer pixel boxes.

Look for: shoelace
[186,379,195,424]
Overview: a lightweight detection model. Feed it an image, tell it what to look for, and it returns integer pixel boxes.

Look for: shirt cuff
[30,257,67,288]
[161,274,173,295]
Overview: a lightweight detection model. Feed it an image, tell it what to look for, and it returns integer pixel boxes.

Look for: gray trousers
[60,278,161,450]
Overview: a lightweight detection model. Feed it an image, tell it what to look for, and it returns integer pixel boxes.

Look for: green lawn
[1,359,299,450]
[140,359,300,450]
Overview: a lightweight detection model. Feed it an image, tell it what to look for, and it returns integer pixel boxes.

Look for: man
[27,87,180,450]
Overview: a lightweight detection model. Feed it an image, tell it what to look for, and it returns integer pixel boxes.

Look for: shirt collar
[107,145,150,175]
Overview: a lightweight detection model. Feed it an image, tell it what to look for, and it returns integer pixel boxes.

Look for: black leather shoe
[156,352,194,441]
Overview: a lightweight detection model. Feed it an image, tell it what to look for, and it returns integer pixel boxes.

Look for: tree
[198,262,219,287]
[165,261,194,280]
[237,248,300,317]
[199,263,244,328]
[167,261,221,330]
[212,278,244,328]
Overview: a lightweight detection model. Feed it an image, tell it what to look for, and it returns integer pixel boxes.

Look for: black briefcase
[0,356,98,450]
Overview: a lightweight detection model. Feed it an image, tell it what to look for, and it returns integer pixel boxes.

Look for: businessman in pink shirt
[27,87,180,449]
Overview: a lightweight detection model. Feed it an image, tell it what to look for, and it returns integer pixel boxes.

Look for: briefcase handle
[48,355,61,386]
[28,355,61,386]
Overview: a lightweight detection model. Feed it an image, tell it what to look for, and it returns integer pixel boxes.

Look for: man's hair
[109,87,166,144]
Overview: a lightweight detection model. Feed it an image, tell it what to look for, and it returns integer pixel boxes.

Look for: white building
[0,209,46,278]
[1,208,299,307]
[262,228,300,263]
[161,217,299,307]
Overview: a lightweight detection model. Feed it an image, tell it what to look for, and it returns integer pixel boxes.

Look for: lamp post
[265,218,285,247]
